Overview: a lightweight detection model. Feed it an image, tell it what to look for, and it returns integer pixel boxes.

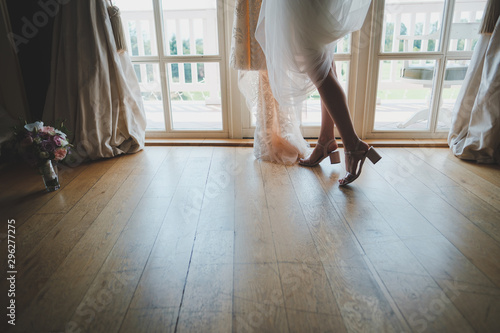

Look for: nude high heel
[299,139,340,167]
[339,140,381,186]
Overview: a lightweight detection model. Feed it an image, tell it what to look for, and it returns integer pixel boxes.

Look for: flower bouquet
[13,121,72,192]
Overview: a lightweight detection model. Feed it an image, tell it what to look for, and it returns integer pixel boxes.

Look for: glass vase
[39,159,60,192]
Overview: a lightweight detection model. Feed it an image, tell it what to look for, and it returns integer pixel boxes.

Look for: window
[362,0,486,138]
[240,33,357,138]
[114,1,486,140]
[115,0,228,137]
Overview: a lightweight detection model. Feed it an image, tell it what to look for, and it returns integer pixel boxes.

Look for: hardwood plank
[1,158,121,273]
[312,156,475,333]
[409,147,500,208]
[12,150,169,331]
[379,272,475,333]
[1,155,140,331]
[286,165,409,332]
[2,147,499,332]
[234,148,277,264]
[70,270,143,333]
[232,150,288,332]
[11,274,95,333]
[441,148,500,188]
[125,148,213,331]
[176,310,232,332]
[354,149,498,331]
[5,213,64,270]
[63,194,172,333]
[0,160,92,227]
[36,158,119,215]
[286,165,363,264]
[383,148,500,244]
[176,148,235,331]
[279,263,347,333]
[119,308,177,333]
[176,248,234,328]
[180,263,233,313]
[259,162,319,264]
[435,278,500,332]
[344,149,500,332]
[233,263,288,333]
[372,149,500,287]
[323,263,407,333]
[196,147,235,233]
[47,174,162,280]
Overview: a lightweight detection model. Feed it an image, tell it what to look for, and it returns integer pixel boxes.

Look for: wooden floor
[1,147,499,333]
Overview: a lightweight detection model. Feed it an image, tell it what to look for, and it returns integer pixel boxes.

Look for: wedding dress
[255,0,371,107]
[231,0,371,164]
[231,0,309,165]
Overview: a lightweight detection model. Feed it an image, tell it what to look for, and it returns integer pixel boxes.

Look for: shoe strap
[344,140,368,156]
[316,138,337,155]
[345,149,368,156]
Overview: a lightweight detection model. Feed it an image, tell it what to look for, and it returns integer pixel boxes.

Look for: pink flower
[54,148,67,161]
[41,126,56,135]
[52,135,63,146]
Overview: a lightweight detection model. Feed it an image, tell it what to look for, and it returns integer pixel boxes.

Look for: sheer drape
[43,0,146,161]
[448,7,500,164]
[230,0,308,165]
[255,0,371,107]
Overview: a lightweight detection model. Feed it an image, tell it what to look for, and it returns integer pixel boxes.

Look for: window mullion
[428,0,456,133]
[363,0,386,137]
[152,0,172,133]
[440,0,456,54]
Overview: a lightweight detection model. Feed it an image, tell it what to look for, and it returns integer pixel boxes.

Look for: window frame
[127,0,231,139]
[357,0,478,139]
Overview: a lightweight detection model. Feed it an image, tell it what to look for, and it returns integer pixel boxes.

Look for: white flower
[39,152,49,159]
[25,121,44,132]
[54,129,67,139]
[60,139,69,147]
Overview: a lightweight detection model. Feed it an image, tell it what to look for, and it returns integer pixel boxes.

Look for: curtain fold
[43,0,146,161]
[448,8,500,164]
[230,0,309,165]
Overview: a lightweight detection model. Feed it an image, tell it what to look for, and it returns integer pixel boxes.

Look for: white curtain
[448,16,500,164]
[43,0,146,161]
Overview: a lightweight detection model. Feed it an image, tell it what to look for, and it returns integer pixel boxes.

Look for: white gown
[255,0,372,106]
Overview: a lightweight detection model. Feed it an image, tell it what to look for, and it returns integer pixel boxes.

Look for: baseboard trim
[145,138,449,148]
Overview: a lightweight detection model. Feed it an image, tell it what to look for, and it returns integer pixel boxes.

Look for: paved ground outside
[144,100,453,132]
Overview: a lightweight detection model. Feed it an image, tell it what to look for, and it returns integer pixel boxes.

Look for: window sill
[145,139,448,148]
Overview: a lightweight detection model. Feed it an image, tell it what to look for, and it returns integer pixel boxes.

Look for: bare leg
[300,64,340,165]
[299,101,338,164]
[315,68,366,151]
[311,63,371,183]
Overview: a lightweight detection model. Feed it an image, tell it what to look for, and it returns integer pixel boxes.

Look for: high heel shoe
[299,139,341,167]
[339,140,381,186]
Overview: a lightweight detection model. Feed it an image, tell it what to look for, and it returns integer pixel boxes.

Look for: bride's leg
[312,64,371,182]
[315,68,366,151]
[299,102,338,164]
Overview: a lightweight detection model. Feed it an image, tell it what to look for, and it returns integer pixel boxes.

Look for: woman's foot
[299,138,340,167]
[339,140,381,186]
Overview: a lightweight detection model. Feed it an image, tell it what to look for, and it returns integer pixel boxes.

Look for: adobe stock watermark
[7,0,73,54]
[65,270,134,333]
[408,279,467,333]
